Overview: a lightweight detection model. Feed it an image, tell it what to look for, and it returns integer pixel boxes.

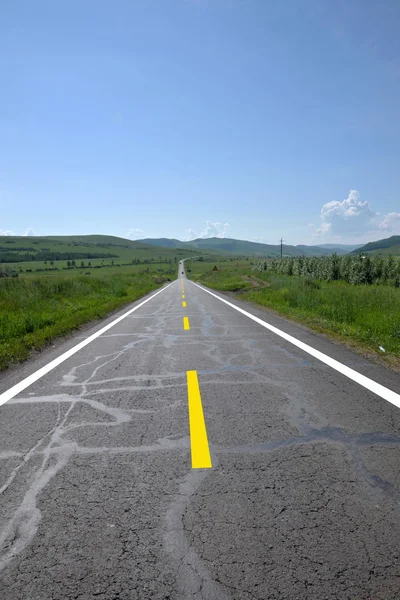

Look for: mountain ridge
[350,235,400,255]
[138,237,361,257]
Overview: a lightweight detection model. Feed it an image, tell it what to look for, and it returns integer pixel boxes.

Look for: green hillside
[319,244,362,251]
[295,245,349,256]
[184,237,279,254]
[350,236,400,255]
[0,234,206,267]
[138,237,184,249]
[138,236,351,257]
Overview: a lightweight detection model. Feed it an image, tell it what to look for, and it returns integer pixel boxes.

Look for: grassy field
[186,258,400,366]
[0,235,230,372]
[16,261,174,278]
[0,263,174,371]
[0,234,215,273]
[185,257,254,290]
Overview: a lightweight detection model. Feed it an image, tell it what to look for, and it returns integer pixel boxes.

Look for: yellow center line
[183,316,190,330]
[182,301,187,307]
[186,370,212,469]
[182,294,185,299]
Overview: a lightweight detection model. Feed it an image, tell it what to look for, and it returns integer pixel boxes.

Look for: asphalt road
[1,260,400,599]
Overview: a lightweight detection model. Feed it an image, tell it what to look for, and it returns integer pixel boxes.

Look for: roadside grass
[185,258,253,291]
[246,277,400,357]
[186,260,400,364]
[191,269,254,292]
[0,267,172,371]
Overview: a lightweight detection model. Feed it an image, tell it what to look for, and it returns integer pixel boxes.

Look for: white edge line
[0,281,176,407]
[190,281,400,410]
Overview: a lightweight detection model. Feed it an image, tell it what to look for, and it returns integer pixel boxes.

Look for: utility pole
[280,237,283,259]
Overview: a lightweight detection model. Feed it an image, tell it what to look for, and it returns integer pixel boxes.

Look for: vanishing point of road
[1,261,400,599]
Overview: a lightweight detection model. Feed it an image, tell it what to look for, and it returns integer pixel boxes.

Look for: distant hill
[0,234,209,266]
[350,235,400,256]
[138,237,353,257]
[139,237,184,249]
[318,243,362,251]
[295,245,350,256]
[1,234,375,271]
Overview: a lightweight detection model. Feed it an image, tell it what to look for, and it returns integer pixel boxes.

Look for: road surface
[1,261,400,599]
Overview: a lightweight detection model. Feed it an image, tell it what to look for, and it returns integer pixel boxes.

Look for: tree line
[252,254,400,286]
[0,251,119,263]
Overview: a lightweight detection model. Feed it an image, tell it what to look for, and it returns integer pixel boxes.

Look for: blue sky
[1,0,399,245]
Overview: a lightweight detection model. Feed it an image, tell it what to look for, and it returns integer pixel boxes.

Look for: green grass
[190,268,253,292]
[0,235,208,371]
[186,258,256,290]
[0,234,214,274]
[186,259,400,363]
[17,261,174,277]
[185,258,252,277]
[0,266,172,371]
[3,249,399,372]
[247,277,400,356]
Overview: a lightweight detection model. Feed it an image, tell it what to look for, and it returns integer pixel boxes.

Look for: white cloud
[0,228,35,237]
[1,228,35,236]
[183,228,197,241]
[183,221,230,241]
[379,212,400,232]
[315,221,331,235]
[316,190,379,237]
[313,189,400,242]
[199,221,230,239]
[126,228,144,240]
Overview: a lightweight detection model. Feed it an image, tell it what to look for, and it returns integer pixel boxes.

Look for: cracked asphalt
[1,261,400,599]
